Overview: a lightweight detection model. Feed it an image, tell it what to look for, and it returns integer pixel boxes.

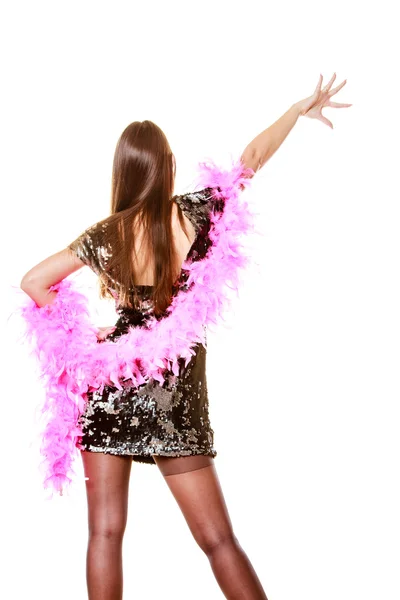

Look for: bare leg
[155,456,268,599]
[81,451,133,600]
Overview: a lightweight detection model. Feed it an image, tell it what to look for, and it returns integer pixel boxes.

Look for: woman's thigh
[154,457,234,550]
[154,454,214,476]
[81,451,133,535]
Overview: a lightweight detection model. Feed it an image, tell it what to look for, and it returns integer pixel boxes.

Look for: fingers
[96,326,117,340]
[328,78,347,97]
[311,74,322,97]
[328,101,353,108]
[322,72,336,94]
[319,114,334,129]
[97,332,113,341]
[314,74,323,94]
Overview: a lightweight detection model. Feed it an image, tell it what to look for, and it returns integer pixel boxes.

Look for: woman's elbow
[241,147,265,179]
[20,272,37,292]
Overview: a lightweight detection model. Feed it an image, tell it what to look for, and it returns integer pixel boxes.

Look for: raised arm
[240,104,301,175]
[240,72,351,175]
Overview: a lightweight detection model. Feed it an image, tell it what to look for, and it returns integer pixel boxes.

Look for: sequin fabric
[68,187,223,464]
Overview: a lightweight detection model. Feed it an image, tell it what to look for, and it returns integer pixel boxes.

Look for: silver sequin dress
[68,187,223,464]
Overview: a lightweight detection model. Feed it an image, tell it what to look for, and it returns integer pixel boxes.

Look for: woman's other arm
[20,248,84,307]
[21,249,117,339]
[241,72,351,175]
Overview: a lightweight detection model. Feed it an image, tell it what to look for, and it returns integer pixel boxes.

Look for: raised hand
[294,73,352,129]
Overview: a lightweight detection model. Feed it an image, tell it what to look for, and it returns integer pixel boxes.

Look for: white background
[1,1,399,599]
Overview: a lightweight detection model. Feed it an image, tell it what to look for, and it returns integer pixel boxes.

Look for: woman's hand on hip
[294,72,352,129]
[96,326,117,341]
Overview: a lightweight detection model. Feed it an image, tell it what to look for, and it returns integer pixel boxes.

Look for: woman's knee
[197,528,239,557]
[88,514,127,541]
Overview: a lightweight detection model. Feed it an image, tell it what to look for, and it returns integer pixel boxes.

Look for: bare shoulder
[172,195,196,244]
[173,188,215,234]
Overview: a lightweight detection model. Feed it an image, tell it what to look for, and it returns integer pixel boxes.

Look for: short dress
[68,187,224,467]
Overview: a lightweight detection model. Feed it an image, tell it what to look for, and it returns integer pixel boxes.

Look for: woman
[20,72,350,600]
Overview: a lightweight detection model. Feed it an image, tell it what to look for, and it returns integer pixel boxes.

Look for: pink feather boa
[20,157,255,495]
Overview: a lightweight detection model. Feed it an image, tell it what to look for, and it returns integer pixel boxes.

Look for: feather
[17,156,256,495]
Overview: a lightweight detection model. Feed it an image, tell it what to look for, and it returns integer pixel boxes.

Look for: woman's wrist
[291,102,304,118]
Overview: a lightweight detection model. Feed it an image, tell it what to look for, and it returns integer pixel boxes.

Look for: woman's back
[68,187,221,317]
[129,195,199,286]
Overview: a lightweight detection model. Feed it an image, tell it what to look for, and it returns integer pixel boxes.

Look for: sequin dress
[68,187,223,465]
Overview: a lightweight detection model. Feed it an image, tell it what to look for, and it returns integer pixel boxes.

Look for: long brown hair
[98,120,189,316]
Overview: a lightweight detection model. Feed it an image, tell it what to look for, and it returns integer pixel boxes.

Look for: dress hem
[79,444,217,464]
